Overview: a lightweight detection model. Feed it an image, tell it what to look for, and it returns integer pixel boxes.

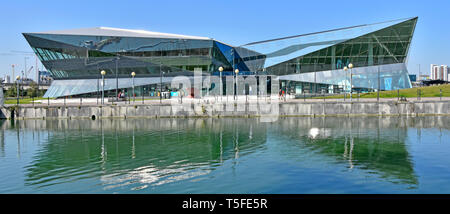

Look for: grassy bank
[313,84,450,99]
[4,97,49,104]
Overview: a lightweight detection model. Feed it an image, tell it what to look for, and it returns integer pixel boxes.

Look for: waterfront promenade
[1,95,449,120]
[3,95,450,107]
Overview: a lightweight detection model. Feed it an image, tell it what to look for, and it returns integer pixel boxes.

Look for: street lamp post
[16,76,20,105]
[348,63,354,102]
[344,66,348,101]
[101,70,106,105]
[377,65,380,101]
[160,71,165,104]
[219,66,223,101]
[234,69,239,100]
[314,62,317,96]
[131,72,136,103]
[115,56,119,101]
[256,70,259,101]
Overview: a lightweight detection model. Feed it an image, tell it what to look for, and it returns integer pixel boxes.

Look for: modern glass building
[23,17,417,98]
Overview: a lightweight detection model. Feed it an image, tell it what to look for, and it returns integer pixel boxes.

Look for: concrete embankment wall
[1,101,449,120]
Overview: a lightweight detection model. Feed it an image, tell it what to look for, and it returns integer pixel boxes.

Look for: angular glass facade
[238,17,417,94]
[23,17,417,98]
[24,32,222,79]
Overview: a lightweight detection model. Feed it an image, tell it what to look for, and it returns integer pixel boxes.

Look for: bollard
[80,97,82,106]
[377,89,379,102]
[32,96,34,106]
[48,97,50,106]
[64,96,66,106]
[440,89,442,101]
[397,89,399,101]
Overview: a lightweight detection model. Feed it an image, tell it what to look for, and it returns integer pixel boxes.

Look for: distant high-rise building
[430,64,448,81]
[442,65,449,81]
[430,64,438,80]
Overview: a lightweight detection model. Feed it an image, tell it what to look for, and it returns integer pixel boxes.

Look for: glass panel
[238,17,417,75]
[23,33,218,79]
[279,63,411,91]
[23,17,417,97]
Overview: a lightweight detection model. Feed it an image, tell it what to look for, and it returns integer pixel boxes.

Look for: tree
[5,84,18,97]
[27,82,39,98]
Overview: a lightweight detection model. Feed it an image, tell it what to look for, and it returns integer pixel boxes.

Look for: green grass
[4,97,49,104]
[313,84,450,99]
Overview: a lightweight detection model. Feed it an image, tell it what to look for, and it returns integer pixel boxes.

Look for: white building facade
[430,64,449,81]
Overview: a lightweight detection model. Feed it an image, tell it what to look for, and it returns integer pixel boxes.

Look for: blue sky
[0,0,449,79]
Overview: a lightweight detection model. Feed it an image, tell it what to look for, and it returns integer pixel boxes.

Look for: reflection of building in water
[271,117,449,186]
[16,118,267,189]
[1,117,449,190]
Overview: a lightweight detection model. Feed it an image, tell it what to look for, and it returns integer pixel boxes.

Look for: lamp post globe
[343,66,348,94]
[131,72,136,103]
[100,70,106,105]
[235,69,239,74]
[348,63,353,101]
[16,76,20,105]
[218,66,224,99]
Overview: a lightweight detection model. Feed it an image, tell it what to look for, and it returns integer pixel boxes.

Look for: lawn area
[3,97,49,104]
[314,84,450,99]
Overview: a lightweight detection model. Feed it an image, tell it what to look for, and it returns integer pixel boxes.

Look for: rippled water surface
[0,116,449,193]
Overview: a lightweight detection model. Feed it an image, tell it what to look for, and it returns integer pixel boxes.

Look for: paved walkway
[4,95,449,107]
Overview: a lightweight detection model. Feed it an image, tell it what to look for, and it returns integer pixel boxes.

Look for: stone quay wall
[1,101,449,120]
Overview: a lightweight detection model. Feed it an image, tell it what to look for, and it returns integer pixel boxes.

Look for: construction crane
[1,50,41,83]
[21,66,34,83]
